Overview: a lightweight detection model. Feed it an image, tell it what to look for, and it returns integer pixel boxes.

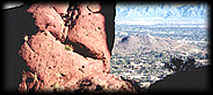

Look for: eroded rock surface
[18,2,135,93]
[67,2,111,73]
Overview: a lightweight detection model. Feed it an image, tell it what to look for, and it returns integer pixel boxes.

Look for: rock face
[18,2,135,93]
[67,2,111,73]
[27,3,69,42]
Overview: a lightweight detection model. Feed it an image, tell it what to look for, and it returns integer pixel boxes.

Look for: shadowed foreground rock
[149,66,210,92]
[18,2,136,94]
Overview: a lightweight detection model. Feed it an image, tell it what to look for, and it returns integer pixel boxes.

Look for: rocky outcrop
[27,3,69,42]
[18,2,135,93]
[67,2,111,73]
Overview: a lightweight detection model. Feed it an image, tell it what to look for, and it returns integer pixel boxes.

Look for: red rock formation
[18,2,135,93]
[19,31,133,92]
[67,2,111,73]
[27,3,68,42]
[50,2,70,15]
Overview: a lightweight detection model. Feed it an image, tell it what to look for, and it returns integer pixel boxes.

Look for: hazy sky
[115,3,208,25]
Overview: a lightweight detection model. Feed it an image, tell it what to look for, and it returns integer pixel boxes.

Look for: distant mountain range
[112,33,203,56]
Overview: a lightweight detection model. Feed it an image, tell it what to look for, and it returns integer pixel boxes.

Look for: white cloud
[116,3,208,19]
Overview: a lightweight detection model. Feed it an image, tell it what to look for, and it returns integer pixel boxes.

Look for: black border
[2,0,212,95]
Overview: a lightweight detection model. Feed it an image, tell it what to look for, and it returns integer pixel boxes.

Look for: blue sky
[115,3,208,25]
